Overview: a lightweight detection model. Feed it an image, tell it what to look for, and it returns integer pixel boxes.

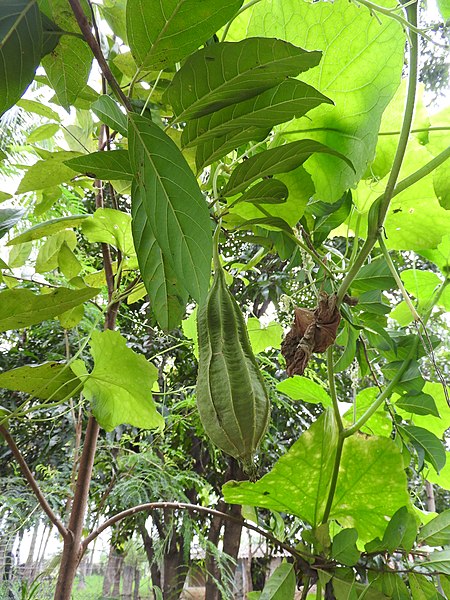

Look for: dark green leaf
[65,150,133,181]
[331,529,360,566]
[72,330,164,432]
[7,215,89,245]
[371,572,410,600]
[91,95,128,137]
[0,0,42,116]
[126,0,243,70]
[309,191,353,245]
[223,140,353,197]
[399,425,446,473]
[260,562,295,600]
[182,79,333,149]
[132,182,188,330]
[381,506,417,553]
[236,217,293,235]
[195,126,270,172]
[128,114,212,303]
[0,362,80,401]
[351,258,395,293]
[0,287,99,332]
[396,392,440,418]
[40,11,63,57]
[165,37,322,121]
[0,208,25,240]
[419,508,450,547]
[382,361,425,394]
[237,179,288,205]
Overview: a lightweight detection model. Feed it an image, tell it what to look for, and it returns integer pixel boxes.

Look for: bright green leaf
[58,303,84,329]
[237,180,288,205]
[8,241,32,268]
[0,362,80,401]
[260,562,295,600]
[81,208,135,256]
[276,376,332,408]
[76,330,164,432]
[126,0,243,70]
[427,452,450,492]
[27,123,60,143]
[58,242,82,279]
[17,98,60,121]
[419,508,450,547]
[396,383,450,439]
[0,287,99,332]
[380,506,417,553]
[16,151,82,194]
[35,230,77,273]
[343,388,391,438]
[128,113,212,303]
[7,214,89,245]
[247,318,283,355]
[421,550,450,576]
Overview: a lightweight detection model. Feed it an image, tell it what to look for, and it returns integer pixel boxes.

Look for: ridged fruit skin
[196,264,270,467]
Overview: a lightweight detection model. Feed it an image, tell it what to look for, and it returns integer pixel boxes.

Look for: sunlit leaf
[0,362,80,401]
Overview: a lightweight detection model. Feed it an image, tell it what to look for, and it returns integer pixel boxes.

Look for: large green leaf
[42,36,93,109]
[0,1,42,116]
[65,150,133,181]
[91,95,128,137]
[73,330,164,432]
[128,114,212,303]
[227,0,405,202]
[182,79,333,148]
[223,139,353,197]
[81,208,135,256]
[276,376,332,408]
[126,0,243,70]
[0,362,80,401]
[224,410,410,542]
[342,388,391,438]
[7,214,89,245]
[259,562,295,600]
[16,151,81,194]
[165,37,322,122]
[132,183,188,330]
[419,508,450,547]
[0,287,99,332]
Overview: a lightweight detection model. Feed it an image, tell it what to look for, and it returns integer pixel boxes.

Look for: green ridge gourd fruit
[196,231,270,469]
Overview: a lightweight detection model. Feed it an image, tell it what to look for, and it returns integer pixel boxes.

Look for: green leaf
[380,506,417,553]
[195,126,270,172]
[230,0,405,202]
[81,208,135,256]
[35,230,77,273]
[65,150,133,181]
[128,113,212,303]
[40,11,63,57]
[395,392,440,418]
[58,242,82,279]
[224,410,410,542]
[331,529,360,567]
[237,180,288,205]
[223,139,353,197]
[99,0,128,43]
[0,191,12,203]
[247,318,283,354]
[165,38,322,122]
[132,183,188,331]
[371,572,409,600]
[27,123,60,143]
[42,35,93,109]
[8,242,32,268]
[436,0,450,19]
[16,151,82,194]
[58,303,84,329]
[0,208,25,240]
[276,376,332,408]
[308,191,353,246]
[0,362,80,401]
[421,550,450,576]
[399,425,446,473]
[0,287,99,332]
[260,562,295,600]
[334,322,359,373]
[382,361,425,395]
[7,214,89,245]
[427,452,450,492]
[17,98,60,121]
[351,258,395,294]
[182,79,333,149]
[397,383,450,439]
[408,573,443,600]
[75,330,164,432]
[126,0,243,70]
[419,508,450,547]
[91,95,128,137]
[0,1,42,116]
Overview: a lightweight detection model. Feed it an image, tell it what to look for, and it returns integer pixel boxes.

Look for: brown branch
[80,501,315,574]
[68,0,132,111]
[0,424,68,539]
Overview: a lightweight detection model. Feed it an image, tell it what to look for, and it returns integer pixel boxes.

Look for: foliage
[0,0,449,599]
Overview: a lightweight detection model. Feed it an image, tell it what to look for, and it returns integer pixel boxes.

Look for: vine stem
[336,0,419,305]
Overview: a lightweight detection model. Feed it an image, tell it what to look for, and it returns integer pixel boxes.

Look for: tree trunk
[133,569,141,600]
[139,519,161,596]
[121,564,134,599]
[24,522,39,581]
[112,554,124,597]
[204,504,224,600]
[103,544,119,597]
[425,480,436,512]
[162,534,188,600]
